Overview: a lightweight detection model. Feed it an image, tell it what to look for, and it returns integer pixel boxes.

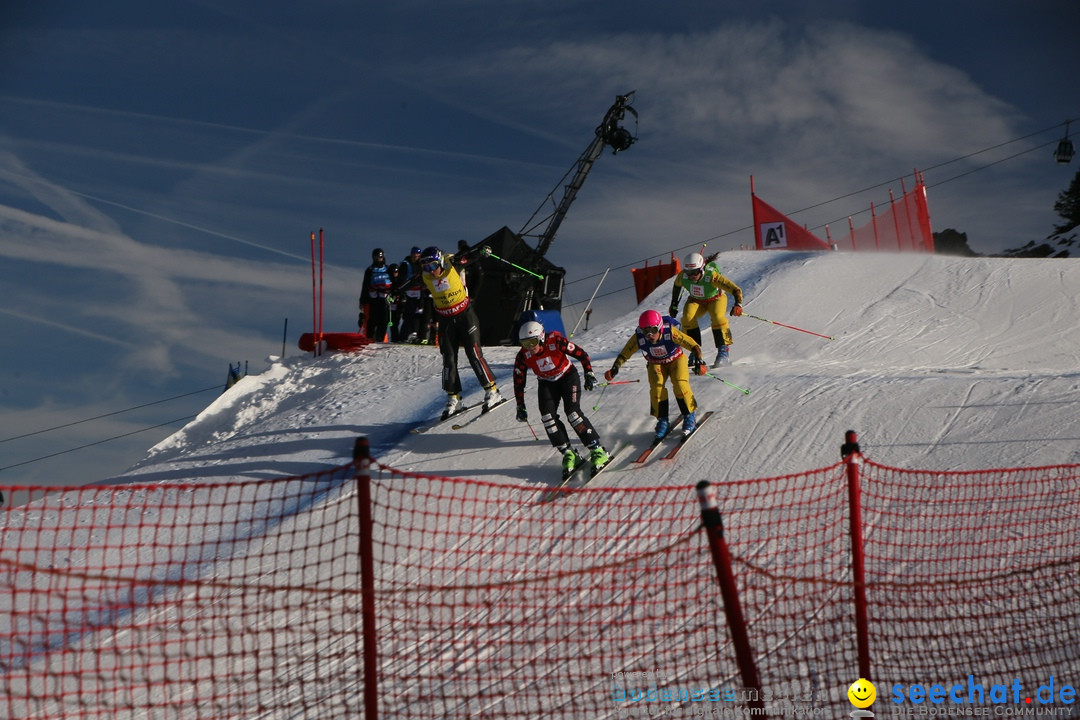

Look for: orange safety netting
[2,449,1078,718]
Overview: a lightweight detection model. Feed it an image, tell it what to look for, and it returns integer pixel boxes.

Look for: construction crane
[468,92,639,344]
[520,91,638,257]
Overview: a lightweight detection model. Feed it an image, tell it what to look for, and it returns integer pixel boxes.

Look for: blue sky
[1,0,1078,489]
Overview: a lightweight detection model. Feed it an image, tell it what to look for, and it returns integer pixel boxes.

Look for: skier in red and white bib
[512,321,610,479]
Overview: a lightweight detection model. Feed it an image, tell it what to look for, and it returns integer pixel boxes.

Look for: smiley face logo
[848,678,876,708]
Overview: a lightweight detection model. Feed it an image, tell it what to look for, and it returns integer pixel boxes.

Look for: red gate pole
[310,231,319,356]
[842,430,872,679]
[696,481,765,713]
[870,202,881,251]
[354,437,379,719]
[889,190,904,251]
[318,228,325,348]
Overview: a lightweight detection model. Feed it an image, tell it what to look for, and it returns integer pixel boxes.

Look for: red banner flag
[751,191,831,251]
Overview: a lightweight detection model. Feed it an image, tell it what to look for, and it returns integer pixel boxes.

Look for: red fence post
[310,231,320,357]
[889,189,904,251]
[354,437,379,720]
[318,228,325,348]
[696,481,766,712]
[841,431,871,679]
[870,202,881,251]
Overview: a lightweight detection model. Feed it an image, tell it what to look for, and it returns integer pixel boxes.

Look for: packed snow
[129,250,1080,486]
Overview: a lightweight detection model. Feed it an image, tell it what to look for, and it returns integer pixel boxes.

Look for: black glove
[669,302,679,317]
[516,405,528,422]
[583,371,597,391]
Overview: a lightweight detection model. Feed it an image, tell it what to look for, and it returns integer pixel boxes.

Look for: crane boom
[520,92,637,258]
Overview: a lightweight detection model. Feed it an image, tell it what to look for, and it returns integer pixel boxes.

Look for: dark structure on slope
[464,227,566,345]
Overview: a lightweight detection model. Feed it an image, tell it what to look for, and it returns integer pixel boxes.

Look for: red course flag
[751,189,831,251]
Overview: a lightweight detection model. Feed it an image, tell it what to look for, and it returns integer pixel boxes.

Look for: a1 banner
[751,192,831,251]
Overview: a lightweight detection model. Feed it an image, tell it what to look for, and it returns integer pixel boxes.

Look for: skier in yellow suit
[604,310,706,441]
[669,252,744,367]
[419,246,504,419]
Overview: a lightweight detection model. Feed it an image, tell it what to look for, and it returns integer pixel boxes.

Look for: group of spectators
[358,246,428,344]
[359,241,480,344]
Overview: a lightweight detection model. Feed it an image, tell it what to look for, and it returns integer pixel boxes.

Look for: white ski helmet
[684,252,705,272]
[519,321,545,344]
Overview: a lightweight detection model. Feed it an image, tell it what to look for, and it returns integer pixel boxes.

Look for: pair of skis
[539,411,714,502]
[411,397,509,434]
[537,445,622,504]
[632,411,714,464]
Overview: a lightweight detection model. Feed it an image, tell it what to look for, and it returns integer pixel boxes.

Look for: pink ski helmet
[638,309,663,330]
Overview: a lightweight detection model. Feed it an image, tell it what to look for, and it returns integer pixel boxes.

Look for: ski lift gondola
[1053,120,1074,164]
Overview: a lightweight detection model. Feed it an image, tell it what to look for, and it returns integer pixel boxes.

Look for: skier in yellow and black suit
[604,309,706,441]
[419,246,504,419]
[669,252,744,367]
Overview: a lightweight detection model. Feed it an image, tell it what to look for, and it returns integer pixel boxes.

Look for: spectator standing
[398,246,424,343]
[386,263,403,342]
[359,248,393,342]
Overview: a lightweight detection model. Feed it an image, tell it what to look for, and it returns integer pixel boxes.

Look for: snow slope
[128,250,1080,488]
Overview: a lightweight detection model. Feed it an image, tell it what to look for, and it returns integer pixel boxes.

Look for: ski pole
[526,419,540,441]
[591,377,639,410]
[592,383,609,411]
[744,314,833,341]
[704,372,751,395]
[385,295,394,340]
[480,246,544,279]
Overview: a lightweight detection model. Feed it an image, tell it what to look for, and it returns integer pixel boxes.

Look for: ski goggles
[642,325,662,336]
[422,260,441,273]
[686,268,704,279]
[520,337,541,348]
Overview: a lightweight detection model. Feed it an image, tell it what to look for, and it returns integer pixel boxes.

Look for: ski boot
[561,447,583,480]
[682,411,697,437]
[442,393,463,420]
[654,417,670,441]
[483,385,505,411]
[589,444,610,475]
[713,345,730,367]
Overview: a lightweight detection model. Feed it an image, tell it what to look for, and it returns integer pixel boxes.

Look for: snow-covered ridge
[120,250,1080,487]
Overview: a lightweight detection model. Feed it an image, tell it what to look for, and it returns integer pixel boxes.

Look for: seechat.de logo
[849,679,877,718]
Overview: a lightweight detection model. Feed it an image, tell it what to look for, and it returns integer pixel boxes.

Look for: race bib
[648,346,668,359]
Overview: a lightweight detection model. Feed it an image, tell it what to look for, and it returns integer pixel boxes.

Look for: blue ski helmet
[420,247,443,273]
